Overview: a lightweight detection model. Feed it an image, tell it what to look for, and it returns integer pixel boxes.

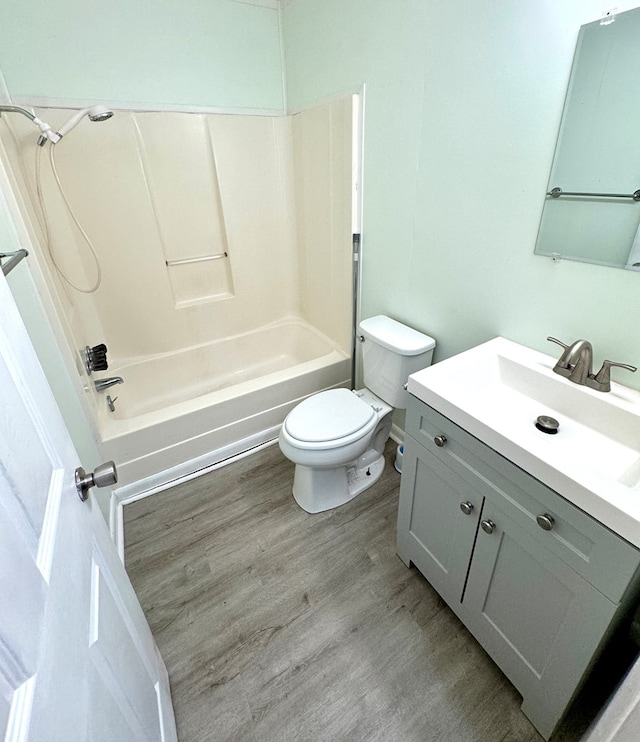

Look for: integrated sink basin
[407,337,640,547]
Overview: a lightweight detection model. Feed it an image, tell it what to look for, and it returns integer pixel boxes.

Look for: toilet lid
[284,389,376,443]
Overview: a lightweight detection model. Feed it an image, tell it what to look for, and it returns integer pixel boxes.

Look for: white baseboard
[111,427,279,561]
[390,422,405,446]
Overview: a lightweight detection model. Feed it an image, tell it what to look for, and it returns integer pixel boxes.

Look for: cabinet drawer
[406,395,640,603]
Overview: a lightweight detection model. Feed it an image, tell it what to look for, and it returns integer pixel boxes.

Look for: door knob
[434,434,447,447]
[75,461,118,502]
[481,519,496,534]
[460,501,474,515]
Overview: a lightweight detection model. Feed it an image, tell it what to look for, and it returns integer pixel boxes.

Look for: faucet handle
[83,343,109,374]
[547,336,573,374]
[547,336,569,351]
[590,360,637,392]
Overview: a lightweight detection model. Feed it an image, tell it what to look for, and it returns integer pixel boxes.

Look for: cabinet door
[462,497,618,741]
[397,436,482,608]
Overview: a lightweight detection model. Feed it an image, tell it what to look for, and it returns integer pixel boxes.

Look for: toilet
[279,315,436,513]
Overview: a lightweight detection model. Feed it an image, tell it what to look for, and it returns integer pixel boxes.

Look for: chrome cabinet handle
[434,435,447,447]
[460,501,474,515]
[481,519,496,535]
[536,513,555,531]
[75,461,118,502]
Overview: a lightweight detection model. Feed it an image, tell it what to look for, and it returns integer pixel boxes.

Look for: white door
[0,272,177,741]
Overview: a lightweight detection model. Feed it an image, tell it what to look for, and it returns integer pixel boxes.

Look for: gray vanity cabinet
[397,396,640,741]
[461,494,618,740]
[396,441,483,608]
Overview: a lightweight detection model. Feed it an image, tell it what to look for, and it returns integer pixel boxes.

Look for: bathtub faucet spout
[94,376,124,392]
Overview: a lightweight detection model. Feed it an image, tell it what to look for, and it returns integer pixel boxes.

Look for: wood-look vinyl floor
[124,441,591,742]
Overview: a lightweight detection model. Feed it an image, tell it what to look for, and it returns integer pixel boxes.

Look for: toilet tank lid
[359,316,436,356]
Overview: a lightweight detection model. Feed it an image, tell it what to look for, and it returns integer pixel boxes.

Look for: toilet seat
[282,389,378,451]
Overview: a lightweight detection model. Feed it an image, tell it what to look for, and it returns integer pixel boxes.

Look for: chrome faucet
[94,376,124,392]
[548,338,593,385]
[547,337,636,392]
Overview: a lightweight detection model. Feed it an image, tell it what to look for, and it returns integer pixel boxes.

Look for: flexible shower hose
[35,141,102,293]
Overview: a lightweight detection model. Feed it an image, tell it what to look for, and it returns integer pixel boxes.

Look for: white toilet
[279,315,436,513]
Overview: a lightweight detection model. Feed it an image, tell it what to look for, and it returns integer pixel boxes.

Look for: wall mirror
[534,6,640,270]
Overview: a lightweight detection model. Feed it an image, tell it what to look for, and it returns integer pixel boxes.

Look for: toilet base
[292,452,386,514]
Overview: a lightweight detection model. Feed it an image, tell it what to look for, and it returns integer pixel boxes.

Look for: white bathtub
[99,319,350,490]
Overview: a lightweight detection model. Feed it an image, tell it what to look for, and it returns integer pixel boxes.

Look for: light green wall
[283,0,640,389]
[0,0,283,112]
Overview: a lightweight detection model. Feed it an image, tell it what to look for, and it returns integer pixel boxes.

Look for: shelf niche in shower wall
[133,112,234,307]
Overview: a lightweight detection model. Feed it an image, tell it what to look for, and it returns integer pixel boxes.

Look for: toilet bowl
[279,388,393,513]
[279,315,436,513]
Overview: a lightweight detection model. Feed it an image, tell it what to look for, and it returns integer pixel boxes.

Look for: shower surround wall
[0,98,353,487]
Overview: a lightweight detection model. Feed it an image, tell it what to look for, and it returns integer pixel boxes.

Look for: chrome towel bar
[165,252,228,267]
[1,249,29,276]
[547,187,640,201]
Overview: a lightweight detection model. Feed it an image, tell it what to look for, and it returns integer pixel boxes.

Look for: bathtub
[99,318,350,491]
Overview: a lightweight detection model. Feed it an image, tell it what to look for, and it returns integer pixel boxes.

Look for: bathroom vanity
[396,338,640,740]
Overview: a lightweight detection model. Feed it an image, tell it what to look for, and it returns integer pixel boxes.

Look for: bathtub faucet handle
[83,343,109,374]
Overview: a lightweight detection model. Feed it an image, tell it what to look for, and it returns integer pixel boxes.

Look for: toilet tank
[359,315,436,408]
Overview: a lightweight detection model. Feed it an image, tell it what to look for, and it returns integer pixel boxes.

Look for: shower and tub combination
[0,96,358,494]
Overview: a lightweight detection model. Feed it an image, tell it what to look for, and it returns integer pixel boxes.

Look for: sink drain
[535,415,559,434]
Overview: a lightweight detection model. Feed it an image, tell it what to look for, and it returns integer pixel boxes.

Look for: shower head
[56,105,114,139]
[88,106,114,123]
[1,103,114,145]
